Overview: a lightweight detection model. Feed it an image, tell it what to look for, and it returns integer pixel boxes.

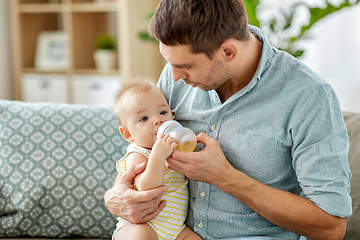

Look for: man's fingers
[135,185,168,203]
[196,132,212,145]
[115,163,146,187]
[142,200,167,222]
[133,162,147,174]
[170,148,188,163]
[126,162,147,178]
[125,189,167,223]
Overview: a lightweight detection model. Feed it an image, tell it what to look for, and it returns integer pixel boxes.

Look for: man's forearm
[218,167,346,240]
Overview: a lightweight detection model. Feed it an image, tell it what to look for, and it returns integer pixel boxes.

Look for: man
[105,0,352,239]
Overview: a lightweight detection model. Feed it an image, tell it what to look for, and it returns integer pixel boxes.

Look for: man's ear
[119,126,134,143]
[220,39,238,61]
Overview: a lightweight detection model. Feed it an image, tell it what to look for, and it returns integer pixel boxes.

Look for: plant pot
[93,50,117,71]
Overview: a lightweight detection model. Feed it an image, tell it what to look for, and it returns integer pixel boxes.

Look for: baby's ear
[119,126,134,143]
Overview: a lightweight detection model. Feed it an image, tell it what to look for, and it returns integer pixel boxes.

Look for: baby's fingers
[163,134,173,142]
[170,141,177,149]
[166,136,177,146]
[157,133,165,140]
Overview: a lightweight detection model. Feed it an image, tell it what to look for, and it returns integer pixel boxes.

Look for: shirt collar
[243,25,273,90]
[211,25,273,102]
[248,24,273,81]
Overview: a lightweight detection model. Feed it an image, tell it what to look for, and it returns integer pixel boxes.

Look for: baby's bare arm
[129,134,176,191]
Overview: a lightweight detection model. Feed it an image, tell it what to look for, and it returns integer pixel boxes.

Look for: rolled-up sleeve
[291,84,352,217]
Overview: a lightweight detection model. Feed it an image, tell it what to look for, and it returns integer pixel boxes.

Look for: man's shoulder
[269,49,328,91]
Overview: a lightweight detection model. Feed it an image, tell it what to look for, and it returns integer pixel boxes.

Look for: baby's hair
[114,79,159,125]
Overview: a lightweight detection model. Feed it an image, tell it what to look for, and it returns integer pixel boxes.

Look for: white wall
[259,0,360,112]
[300,5,360,112]
[0,0,13,100]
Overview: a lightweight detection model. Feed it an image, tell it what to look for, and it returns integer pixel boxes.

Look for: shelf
[23,67,68,74]
[18,3,64,13]
[10,0,164,103]
[70,3,120,12]
[18,2,119,13]
[22,67,121,76]
[72,68,121,75]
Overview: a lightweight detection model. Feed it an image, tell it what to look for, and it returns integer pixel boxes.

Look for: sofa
[0,99,359,240]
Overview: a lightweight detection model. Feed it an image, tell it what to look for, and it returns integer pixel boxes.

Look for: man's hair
[148,0,250,59]
[114,80,158,125]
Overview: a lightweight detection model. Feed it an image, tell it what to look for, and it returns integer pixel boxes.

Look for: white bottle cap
[157,120,181,136]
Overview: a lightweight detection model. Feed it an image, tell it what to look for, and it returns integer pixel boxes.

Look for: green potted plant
[93,33,117,71]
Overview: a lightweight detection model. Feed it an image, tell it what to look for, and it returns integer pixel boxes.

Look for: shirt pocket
[220,133,280,182]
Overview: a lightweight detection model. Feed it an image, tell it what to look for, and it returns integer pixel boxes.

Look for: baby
[111,80,201,240]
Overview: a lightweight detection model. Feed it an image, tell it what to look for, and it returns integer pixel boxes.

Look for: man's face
[159,42,231,91]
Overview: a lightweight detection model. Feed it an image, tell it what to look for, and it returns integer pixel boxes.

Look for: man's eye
[160,111,168,115]
[140,116,148,122]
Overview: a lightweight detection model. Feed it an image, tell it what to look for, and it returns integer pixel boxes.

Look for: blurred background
[254,0,360,112]
[0,0,359,112]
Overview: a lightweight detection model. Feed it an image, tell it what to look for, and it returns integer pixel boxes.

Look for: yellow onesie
[114,143,189,240]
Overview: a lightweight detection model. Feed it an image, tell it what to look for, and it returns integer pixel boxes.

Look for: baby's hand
[152,134,177,159]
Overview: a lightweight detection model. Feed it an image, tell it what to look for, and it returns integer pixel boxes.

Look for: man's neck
[217,34,263,103]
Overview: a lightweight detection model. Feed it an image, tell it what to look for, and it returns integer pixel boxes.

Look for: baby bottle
[157,120,197,152]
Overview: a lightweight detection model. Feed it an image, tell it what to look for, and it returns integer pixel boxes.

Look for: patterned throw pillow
[0,100,128,238]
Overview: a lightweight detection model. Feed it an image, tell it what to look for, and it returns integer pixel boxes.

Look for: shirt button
[212,92,217,99]
[200,192,206,198]
[210,125,216,131]
[198,222,204,228]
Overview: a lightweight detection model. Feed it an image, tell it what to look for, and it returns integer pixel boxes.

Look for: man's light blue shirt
[157,26,351,240]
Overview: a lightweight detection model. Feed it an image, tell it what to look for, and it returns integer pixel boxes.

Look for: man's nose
[172,67,188,81]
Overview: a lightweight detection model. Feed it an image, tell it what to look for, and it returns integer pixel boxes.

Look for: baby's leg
[113,222,158,240]
[176,226,202,240]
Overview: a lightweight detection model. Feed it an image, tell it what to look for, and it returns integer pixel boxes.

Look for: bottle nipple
[157,120,197,152]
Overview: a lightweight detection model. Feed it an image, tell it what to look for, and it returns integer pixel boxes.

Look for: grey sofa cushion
[343,111,360,239]
[0,100,128,239]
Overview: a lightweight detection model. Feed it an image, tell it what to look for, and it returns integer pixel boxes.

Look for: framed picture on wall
[35,31,69,71]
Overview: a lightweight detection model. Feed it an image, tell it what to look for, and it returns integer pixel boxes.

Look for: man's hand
[104,163,167,224]
[167,132,234,185]
[168,133,347,240]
